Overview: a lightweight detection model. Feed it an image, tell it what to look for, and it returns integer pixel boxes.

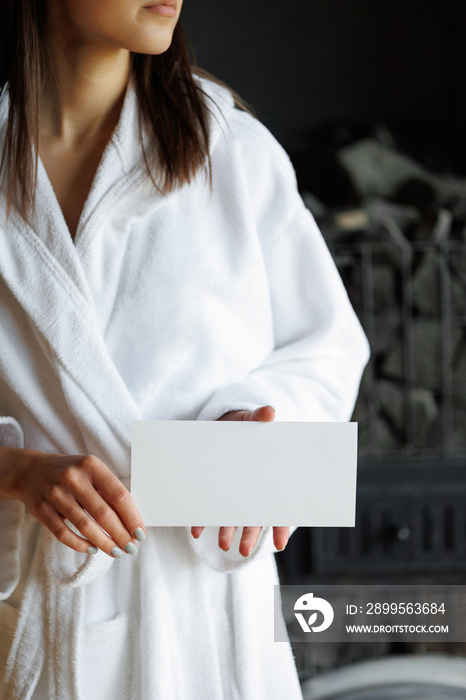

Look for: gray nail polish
[87,546,98,555]
[111,547,125,558]
[133,527,146,542]
[124,542,137,555]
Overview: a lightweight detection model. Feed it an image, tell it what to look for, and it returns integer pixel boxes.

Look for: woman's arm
[188,109,370,570]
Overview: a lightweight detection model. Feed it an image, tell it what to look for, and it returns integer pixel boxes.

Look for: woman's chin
[124,32,176,56]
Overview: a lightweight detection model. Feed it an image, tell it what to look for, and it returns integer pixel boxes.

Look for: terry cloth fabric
[0,74,370,699]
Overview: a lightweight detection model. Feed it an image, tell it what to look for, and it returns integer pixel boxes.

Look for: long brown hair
[0,1,252,225]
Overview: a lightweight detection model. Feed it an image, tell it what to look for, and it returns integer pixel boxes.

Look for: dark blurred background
[182,0,466,166]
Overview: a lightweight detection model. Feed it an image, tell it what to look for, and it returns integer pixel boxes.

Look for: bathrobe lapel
[0,80,154,479]
[0,187,139,478]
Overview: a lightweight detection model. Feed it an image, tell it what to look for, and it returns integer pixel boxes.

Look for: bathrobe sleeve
[188,108,370,572]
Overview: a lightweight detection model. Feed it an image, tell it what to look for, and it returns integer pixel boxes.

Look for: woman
[0,0,370,698]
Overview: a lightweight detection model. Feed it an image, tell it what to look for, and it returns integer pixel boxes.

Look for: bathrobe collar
[0,73,234,253]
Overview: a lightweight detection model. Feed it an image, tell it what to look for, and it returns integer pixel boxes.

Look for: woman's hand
[0,446,146,557]
[190,405,291,557]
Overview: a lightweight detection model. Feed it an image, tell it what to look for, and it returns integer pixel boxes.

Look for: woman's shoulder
[194,74,296,177]
[195,75,304,237]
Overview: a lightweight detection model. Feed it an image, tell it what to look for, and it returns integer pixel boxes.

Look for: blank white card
[131,421,358,527]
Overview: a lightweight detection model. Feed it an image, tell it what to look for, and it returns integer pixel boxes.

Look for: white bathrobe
[0,75,370,700]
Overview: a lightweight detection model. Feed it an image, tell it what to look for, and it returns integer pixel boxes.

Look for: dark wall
[181,0,466,155]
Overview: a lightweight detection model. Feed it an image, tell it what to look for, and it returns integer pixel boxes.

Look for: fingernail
[124,542,137,555]
[133,527,146,542]
[111,547,125,558]
[87,546,98,555]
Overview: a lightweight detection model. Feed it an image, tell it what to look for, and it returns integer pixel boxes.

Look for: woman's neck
[39,4,131,149]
